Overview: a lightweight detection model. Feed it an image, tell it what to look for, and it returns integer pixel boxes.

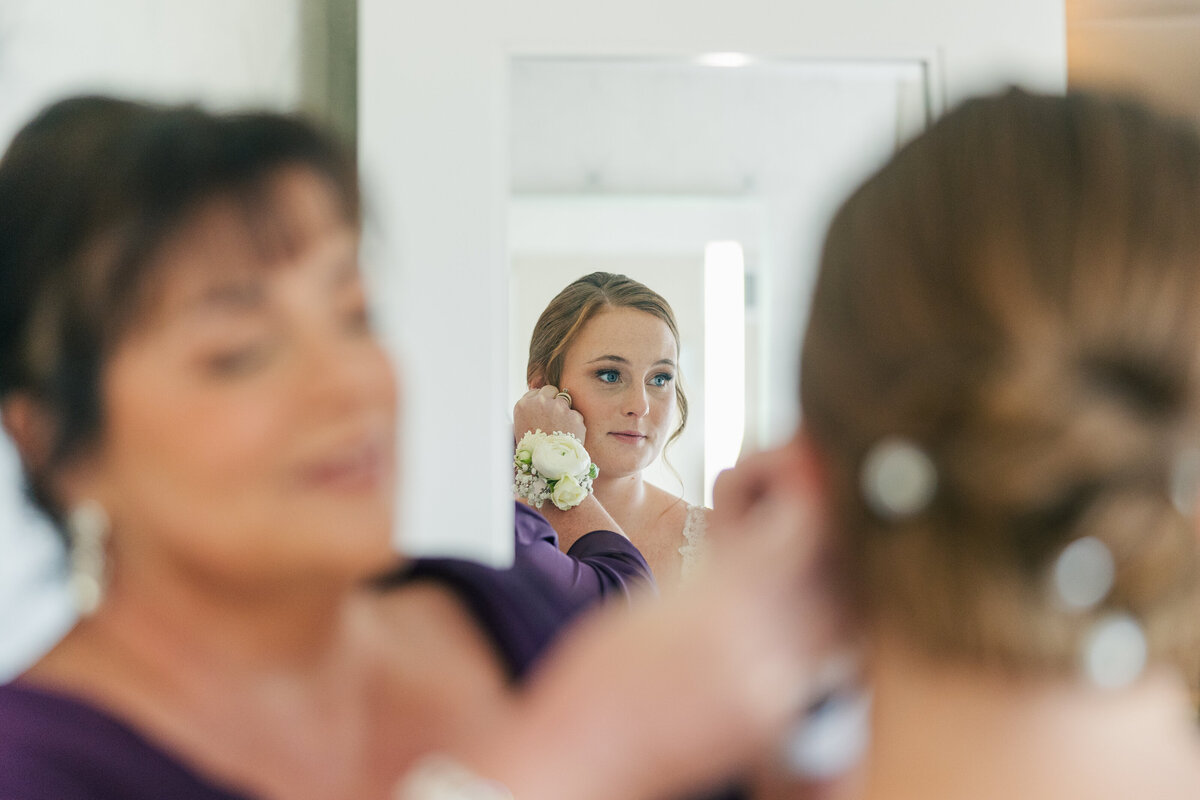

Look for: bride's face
[557,307,678,480]
[74,169,399,587]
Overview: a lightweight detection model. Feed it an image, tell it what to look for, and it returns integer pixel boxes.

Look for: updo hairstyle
[801,89,1200,678]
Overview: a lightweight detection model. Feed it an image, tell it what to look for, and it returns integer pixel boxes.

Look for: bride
[520,272,708,590]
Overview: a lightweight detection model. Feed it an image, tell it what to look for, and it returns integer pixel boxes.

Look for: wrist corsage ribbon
[514,429,598,510]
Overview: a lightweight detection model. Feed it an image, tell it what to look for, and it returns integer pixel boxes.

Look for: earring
[66,501,109,616]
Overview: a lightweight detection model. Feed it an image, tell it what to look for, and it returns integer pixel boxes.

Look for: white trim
[509,195,767,257]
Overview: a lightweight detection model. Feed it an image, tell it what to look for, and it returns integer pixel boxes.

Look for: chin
[291,513,400,576]
[355,544,406,581]
[320,538,403,586]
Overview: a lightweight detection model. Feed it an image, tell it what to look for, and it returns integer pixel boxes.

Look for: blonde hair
[527,271,688,449]
[802,90,1200,678]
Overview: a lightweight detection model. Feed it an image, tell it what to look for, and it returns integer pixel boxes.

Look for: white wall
[359,0,1068,563]
[0,0,304,679]
[0,0,302,144]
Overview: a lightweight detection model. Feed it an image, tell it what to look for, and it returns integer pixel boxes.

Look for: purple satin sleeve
[513,500,655,604]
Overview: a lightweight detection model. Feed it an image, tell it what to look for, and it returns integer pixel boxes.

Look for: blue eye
[650,373,674,388]
[596,369,620,384]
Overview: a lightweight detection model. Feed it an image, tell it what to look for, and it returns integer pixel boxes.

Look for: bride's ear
[528,373,547,390]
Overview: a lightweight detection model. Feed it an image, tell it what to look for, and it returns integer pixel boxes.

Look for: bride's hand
[514,385,587,445]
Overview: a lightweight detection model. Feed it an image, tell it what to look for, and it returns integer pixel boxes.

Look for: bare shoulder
[642,482,693,535]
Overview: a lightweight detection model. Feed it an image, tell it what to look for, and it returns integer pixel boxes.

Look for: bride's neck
[862,634,1200,800]
[592,471,647,516]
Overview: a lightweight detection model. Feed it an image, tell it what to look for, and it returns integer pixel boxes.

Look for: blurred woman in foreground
[757,89,1200,798]
[0,96,833,800]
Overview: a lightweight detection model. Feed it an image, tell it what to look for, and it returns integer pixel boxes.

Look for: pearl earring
[66,501,109,616]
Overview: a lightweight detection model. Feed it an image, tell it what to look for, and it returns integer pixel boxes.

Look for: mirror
[508,55,935,505]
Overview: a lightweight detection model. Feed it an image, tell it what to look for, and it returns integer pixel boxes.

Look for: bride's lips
[296,437,394,493]
[608,430,647,444]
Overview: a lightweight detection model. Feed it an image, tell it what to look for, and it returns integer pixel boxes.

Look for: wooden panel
[1069,0,1200,21]
[1069,0,1200,123]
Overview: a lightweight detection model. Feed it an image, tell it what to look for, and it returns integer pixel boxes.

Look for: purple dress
[510,500,653,605]
[0,681,251,799]
[0,505,653,797]
[379,501,654,678]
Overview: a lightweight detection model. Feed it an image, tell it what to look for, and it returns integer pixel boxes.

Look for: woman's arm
[401,439,848,800]
[513,501,653,603]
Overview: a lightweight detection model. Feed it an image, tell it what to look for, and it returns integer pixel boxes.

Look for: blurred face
[75,170,398,589]
[556,307,678,480]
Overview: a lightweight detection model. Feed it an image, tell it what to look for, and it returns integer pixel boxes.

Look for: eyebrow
[587,355,677,368]
[183,249,361,316]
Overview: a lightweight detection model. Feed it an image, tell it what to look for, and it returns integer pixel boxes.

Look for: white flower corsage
[513,429,598,510]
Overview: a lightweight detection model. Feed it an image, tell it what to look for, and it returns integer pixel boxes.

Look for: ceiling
[1068,0,1200,124]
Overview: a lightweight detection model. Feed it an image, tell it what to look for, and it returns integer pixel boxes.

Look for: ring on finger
[554,390,573,408]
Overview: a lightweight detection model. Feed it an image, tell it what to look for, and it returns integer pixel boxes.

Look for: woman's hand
[513,385,587,445]
[451,434,854,800]
[708,433,854,682]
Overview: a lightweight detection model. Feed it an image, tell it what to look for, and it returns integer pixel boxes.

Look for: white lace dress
[676,504,710,582]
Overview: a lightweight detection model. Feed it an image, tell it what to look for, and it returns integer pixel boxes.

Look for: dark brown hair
[527,271,689,450]
[0,95,359,525]
[802,89,1200,676]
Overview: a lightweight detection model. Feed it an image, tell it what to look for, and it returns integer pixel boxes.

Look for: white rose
[531,433,590,481]
[515,430,545,466]
[550,474,589,510]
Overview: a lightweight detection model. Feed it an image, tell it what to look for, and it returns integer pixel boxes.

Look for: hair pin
[1081,612,1147,689]
[1169,447,1200,517]
[1051,535,1115,612]
[859,437,937,521]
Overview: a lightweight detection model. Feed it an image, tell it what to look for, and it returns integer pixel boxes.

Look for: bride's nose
[623,385,649,418]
